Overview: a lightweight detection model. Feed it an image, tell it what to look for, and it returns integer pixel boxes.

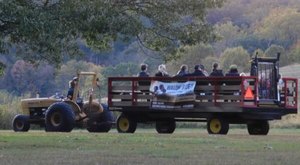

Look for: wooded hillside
[1,0,300,98]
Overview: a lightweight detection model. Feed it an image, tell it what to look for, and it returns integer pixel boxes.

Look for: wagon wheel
[247,120,269,135]
[116,113,137,133]
[207,117,229,135]
[155,120,176,134]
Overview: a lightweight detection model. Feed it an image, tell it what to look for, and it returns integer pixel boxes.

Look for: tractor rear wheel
[155,120,176,134]
[87,104,114,132]
[207,117,229,135]
[12,115,30,132]
[247,121,269,135]
[45,102,75,132]
[116,113,137,133]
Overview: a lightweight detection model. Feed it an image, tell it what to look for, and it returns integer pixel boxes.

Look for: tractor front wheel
[116,113,137,133]
[207,117,229,135]
[12,115,30,132]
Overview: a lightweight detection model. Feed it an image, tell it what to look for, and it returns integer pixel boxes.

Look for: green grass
[1,128,300,165]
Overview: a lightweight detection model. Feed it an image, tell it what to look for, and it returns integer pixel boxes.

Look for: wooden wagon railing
[108,76,260,108]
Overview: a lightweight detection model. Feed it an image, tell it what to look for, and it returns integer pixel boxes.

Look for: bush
[0,91,21,129]
[220,46,250,73]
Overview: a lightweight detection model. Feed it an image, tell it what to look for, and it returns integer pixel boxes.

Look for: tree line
[1,0,300,98]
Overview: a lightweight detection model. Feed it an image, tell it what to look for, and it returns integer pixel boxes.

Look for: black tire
[247,121,269,135]
[45,102,75,132]
[87,104,114,133]
[12,115,30,132]
[156,120,176,134]
[116,113,137,133]
[207,117,229,135]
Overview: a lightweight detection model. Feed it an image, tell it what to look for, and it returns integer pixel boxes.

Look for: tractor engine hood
[21,98,61,108]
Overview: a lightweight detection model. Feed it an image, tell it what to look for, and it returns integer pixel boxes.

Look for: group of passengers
[137,62,242,78]
[137,63,244,102]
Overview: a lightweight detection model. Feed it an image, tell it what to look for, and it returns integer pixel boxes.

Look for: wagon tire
[247,121,269,135]
[156,120,176,134]
[116,113,137,133]
[207,117,229,135]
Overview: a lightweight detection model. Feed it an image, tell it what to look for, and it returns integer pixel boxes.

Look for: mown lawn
[1,128,300,165]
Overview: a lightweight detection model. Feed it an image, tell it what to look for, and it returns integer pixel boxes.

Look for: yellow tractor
[12,72,114,132]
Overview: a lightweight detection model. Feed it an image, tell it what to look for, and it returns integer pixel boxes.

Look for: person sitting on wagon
[155,64,170,77]
[174,64,189,77]
[225,65,240,102]
[209,63,224,77]
[189,64,206,77]
[200,64,209,77]
[188,65,207,96]
[137,64,150,95]
[137,63,149,77]
[225,64,240,77]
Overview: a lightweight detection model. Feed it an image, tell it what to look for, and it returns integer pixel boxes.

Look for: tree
[0,0,224,66]
[255,8,300,48]
[220,46,250,73]
[9,60,56,96]
[0,62,5,76]
[102,63,139,77]
[252,49,264,58]
[206,0,249,26]
[289,42,300,64]
[264,45,285,58]
[167,43,215,75]
[212,21,247,55]
[235,35,270,54]
[55,60,103,96]
[202,56,220,73]
[264,45,289,66]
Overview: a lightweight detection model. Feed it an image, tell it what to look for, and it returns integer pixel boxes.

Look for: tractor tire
[45,102,75,132]
[155,120,176,134]
[87,104,114,133]
[247,121,269,135]
[116,113,137,133]
[12,115,30,132]
[207,116,229,135]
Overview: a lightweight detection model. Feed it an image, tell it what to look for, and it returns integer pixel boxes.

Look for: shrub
[0,91,21,129]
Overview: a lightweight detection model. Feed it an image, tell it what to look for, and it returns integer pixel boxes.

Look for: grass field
[1,128,300,165]
[0,65,299,165]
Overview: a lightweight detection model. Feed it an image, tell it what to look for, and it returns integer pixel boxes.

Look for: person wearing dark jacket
[67,77,78,100]
[209,63,224,77]
[225,64,240,77]
[224,65,240,102]
[137,64,150,95]
[189,65,207,95]
[200,64,209,77]
[174,64,188,77]
[189,65,206,77]
[137,63,149,77]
